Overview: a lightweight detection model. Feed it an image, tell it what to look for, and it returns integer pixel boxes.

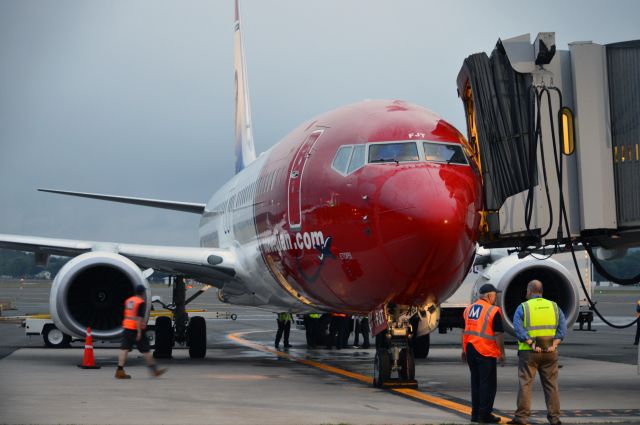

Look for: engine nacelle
[50,252,150,340]
[473,254,580,335]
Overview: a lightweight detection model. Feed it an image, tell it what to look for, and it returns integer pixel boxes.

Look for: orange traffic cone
[77,327,101,369]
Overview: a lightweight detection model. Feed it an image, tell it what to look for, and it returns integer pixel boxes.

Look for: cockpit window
[423,142,468,165]
[347,145,366,174]
[332,145,353,175]
[368,142,419,163]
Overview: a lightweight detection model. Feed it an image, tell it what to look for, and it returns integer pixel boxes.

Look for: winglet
[234,0,257,174]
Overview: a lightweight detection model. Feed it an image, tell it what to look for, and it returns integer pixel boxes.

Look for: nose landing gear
[371,304,419,388]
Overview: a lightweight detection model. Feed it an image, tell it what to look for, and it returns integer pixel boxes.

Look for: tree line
[0,249,70,278]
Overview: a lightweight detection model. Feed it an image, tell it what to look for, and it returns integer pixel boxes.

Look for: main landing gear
[152,276,208,359]
[372,304,421,388]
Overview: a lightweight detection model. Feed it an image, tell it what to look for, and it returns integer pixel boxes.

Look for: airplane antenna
[233,0,257,174]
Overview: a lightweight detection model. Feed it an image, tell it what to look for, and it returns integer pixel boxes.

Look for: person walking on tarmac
[634,298,640,345]
[508,280,566,425]
[275,312,293,348]
[462,283,505,424]
[115,285,166,379]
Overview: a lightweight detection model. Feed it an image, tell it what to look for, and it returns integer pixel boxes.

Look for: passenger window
[347,145,366,174]
[423,142,468,165]
[368,142,419,163]
[332,146,353,174]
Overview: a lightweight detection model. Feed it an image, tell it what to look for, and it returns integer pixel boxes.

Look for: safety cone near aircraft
[77,327,101,369]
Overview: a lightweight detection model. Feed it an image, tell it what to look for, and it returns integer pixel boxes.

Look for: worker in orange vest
[462,283,506,423]
[115,285,167,379]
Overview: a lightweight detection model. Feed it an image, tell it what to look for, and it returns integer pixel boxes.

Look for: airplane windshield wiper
[370,158,399,164]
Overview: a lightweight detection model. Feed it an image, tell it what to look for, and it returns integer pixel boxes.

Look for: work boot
[479,414,501,423]
[115,369,131,379]
[151,368,167,377]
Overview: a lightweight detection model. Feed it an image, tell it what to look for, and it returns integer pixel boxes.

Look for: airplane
[0,0,584,386]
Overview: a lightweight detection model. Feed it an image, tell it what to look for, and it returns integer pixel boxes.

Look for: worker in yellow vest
[275,312,293,349]
[304,313,321,348]
[116,285,167,379]
[634,298,640,345]
[462,283,505,424]
[507,280,566,425]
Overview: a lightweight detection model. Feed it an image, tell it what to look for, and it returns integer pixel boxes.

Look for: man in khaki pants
[508,280,566,425]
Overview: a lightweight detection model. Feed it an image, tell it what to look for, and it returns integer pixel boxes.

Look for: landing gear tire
[399,348,415,380]
[373,348,391,387]
[187,316,207,359]
[153,316,173,359]
[412,333,430,359]
[43,325,71,348]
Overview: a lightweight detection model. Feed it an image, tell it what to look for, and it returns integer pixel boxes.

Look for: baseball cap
[479,283,501,294]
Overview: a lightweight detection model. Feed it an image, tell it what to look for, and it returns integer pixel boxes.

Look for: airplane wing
[38,188,206,214]
[0,233,236,287]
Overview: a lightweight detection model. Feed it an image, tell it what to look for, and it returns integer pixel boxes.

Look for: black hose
[541,86,638,329]
[521,84,637,328]
[582,242,640,285]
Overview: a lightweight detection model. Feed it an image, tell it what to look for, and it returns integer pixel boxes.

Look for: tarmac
[1,280,639,425]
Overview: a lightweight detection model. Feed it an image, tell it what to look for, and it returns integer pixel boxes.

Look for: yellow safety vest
[518,298,559,351]
[278,312,293,322]
[309,313,320,319]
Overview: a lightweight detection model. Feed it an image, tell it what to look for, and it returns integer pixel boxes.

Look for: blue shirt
[513,295,567,342]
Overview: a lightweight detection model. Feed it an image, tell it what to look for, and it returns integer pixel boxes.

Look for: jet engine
[473,254,580,335]
[50,252,150,340]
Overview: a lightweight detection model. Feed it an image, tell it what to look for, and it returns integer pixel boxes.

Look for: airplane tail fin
[234,0,257,174]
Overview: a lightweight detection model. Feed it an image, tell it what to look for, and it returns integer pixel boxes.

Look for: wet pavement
[1,280,639,424]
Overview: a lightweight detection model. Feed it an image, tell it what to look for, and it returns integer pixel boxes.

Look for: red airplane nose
[375,165,479,304]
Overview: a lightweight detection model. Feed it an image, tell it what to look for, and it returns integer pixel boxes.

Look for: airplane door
[287,130,324,230]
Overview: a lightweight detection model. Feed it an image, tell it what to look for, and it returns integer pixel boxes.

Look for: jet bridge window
[368,142,419,163]
[423,142,468,165]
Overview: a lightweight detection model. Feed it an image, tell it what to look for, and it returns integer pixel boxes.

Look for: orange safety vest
[332,312,347,317]
[462,299,501,358]
[122,295,145,330]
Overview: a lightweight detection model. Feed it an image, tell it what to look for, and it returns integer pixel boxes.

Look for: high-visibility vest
[332,312,347,317]
[122,295,145,330]
[278,312,293,322]
[462,299,501,358]
[518,297,559,351]
[309,313,320,319]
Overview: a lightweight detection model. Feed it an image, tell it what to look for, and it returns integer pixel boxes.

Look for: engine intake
[474,255,580,335]
[50,252,150,340]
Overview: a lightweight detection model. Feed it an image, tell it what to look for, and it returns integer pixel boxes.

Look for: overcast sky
[1,0,639,247]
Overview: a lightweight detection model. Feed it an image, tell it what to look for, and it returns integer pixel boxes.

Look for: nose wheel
[373,336,417,388]
[371,303,419,388]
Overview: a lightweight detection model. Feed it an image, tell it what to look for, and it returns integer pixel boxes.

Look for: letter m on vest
[468,304,483,320]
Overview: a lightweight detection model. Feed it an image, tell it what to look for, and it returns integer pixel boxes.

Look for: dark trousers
[304,316,319,347]
[353,318,370,348]
[275,320,290,346]
[466,343,497,420]
[634,318,640,344]
[328,316,347,349]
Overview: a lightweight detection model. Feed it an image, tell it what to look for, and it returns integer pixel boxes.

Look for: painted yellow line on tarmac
[228,330,510,423]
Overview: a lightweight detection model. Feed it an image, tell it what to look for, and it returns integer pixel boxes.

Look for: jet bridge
[457,33,640,255]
